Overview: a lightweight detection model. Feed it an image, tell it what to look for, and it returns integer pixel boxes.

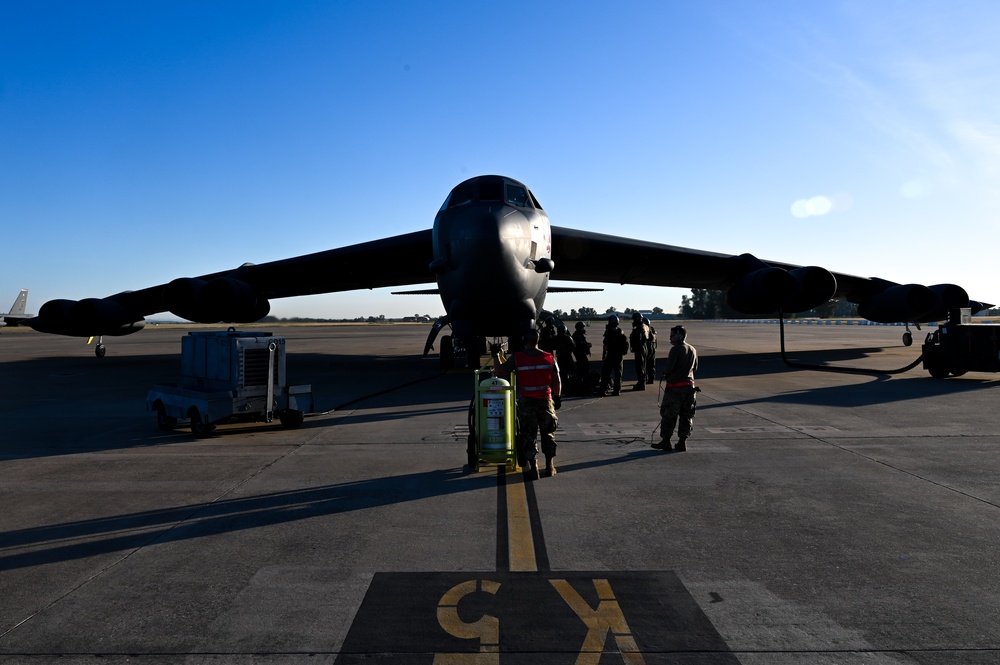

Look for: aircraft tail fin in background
[7,289,28,316]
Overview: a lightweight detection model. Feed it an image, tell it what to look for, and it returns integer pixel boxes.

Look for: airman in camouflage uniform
[653,325,698,452]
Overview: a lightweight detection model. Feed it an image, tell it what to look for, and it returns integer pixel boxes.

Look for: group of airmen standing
[494,311,699,480]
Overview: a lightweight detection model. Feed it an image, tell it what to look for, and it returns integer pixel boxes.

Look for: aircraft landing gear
[902,322,921,347]
[93,335,107,358]
[440,335,454,370]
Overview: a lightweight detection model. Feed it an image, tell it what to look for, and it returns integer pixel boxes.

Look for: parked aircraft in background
[26,175,989,365]
[0,289,32,330]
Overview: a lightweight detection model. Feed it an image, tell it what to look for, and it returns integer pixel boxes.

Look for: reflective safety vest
[514,350,555,400]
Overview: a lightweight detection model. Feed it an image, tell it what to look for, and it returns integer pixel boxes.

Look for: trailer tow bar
[778,311,924,376]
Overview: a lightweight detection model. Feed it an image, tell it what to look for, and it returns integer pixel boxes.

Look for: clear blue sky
[3,1,998,320]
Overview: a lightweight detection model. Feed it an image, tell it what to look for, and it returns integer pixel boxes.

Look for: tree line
[257,290,871,324]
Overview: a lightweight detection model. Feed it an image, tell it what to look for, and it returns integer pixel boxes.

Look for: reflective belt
[663,380,694,389]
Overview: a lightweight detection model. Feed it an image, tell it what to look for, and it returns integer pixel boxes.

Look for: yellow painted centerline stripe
[505,469,537,572]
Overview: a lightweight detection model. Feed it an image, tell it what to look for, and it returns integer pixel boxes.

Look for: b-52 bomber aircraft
[27,174,989,368]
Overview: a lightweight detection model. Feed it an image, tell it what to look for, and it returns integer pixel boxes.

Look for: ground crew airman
[572,321,591,379]
[652,325,698,452]
[598,315,629,396]
[643,316,657,384]
[554,324,577,378]
[538,316,558,353]
[629,312,650,391]
[494,329,562,478]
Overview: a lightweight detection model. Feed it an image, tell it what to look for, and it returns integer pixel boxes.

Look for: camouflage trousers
[517,396,558,458]
[659,386,697,440]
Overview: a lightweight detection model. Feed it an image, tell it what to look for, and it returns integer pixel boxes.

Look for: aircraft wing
[30,230,435,336]
[119,229,435,317]
[550,226,986,320]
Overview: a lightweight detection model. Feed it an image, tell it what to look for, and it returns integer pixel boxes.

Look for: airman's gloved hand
[553,396,562,410]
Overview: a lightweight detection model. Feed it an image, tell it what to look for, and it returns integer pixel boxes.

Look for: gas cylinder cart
[147,329,314,437]
[466,366,521,473]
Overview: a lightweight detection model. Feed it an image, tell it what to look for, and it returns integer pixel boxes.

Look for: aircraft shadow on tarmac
[698,345,918,379]
[0,452,662,572]
[698,347,999,409]
[4,346,997,458]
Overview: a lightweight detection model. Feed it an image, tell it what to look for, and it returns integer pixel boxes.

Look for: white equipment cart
[147,330,314,437]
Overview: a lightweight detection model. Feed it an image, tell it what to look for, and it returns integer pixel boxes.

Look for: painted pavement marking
[334,572,738,664]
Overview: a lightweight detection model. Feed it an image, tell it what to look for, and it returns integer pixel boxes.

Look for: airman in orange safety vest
[494,328,562,479]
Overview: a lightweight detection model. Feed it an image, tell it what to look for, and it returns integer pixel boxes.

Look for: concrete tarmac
[1,322,998,663]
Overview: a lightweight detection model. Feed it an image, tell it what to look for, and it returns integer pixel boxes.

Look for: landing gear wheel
[440,335,454,370]
[190,409,216,438]
[902,331,913,347]
[156,405,177,431]
[95,344,107,358]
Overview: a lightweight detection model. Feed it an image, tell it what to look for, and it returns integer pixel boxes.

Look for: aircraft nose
[458,209,522,270]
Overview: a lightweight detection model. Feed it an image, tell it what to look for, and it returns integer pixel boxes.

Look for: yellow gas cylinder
[478,376,514,454]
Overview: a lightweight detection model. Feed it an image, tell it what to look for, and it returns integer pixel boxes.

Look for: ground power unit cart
[147,330,314,437]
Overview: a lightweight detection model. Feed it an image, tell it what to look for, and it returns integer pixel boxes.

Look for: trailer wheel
[156,405,177,431]
[189,409,216,438]
[279,410,304,428]
[927,363,950,379]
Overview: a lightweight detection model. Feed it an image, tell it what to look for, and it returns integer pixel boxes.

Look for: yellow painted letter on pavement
[433,579,501,665]
[550,578,646,665]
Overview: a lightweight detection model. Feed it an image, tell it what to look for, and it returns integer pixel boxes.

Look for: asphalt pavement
[1,322,998,663]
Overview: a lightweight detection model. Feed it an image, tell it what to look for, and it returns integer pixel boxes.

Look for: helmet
[546,316,556,326]
[608,314,619,326]
[642,317,650,325]
[557,324,567,333]
[632,312,642,322]
[575,321,585,330]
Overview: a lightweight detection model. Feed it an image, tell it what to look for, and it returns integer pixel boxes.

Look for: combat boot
[634,382,645,391]
[526,456,541,480]
[651,439,670,450]
[674,438,687,452]
[543,456,556,477]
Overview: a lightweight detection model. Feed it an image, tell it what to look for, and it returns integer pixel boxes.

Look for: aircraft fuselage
[431,176,551,340]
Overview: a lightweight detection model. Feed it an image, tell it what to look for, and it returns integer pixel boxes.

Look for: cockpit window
[505,184,529,207]
[442,181,477,210]
[479,180,503,201]
[442,178,539,210]
[528,190,543,210]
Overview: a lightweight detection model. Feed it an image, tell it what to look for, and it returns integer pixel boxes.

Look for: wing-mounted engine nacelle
[856,283,935,323]
[920,284,971,322]
[725,255,837,314]
[782,266,839,313]
[856,282,968,323]
[165,277,270,323]
[30,298,145,337]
